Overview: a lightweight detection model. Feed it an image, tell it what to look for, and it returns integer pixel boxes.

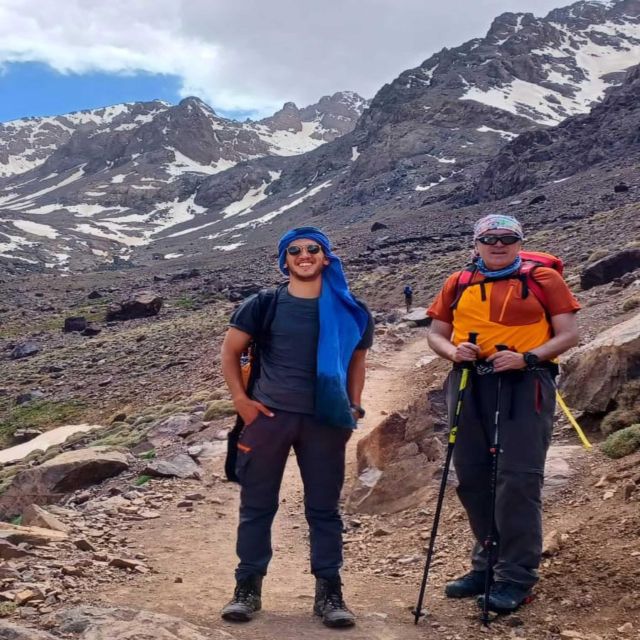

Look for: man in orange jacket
[427,214,580,613]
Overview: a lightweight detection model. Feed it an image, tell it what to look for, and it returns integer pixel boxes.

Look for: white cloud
[0,0,571,118]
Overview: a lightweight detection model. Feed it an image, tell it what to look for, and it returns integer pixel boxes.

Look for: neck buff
[474,255,522,278]
[278,227,369,428]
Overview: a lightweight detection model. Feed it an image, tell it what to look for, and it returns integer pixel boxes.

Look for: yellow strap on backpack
[555,391,592,449]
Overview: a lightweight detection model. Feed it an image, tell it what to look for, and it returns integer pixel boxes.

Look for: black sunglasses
[477,235,522,246]
[286,243,322,256]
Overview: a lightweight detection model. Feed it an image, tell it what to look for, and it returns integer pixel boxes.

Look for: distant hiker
[220,226,374,628]
[404,284,414,313]
[426,214,580,615]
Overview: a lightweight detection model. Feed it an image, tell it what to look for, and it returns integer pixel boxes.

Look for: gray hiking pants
[446,367,556,588]
[234,410,351,581]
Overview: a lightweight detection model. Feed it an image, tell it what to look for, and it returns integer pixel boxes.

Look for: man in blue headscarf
[220,226,374,628]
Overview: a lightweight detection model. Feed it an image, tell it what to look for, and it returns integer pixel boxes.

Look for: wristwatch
[523,352,540,367]
[350,403,366,419]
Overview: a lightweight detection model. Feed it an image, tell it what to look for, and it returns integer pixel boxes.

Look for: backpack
[224,285,285,482]
[404,285,413,296]
[451,251,564,314]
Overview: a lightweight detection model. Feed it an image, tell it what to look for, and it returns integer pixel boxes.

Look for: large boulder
[561,312,640,416]
[106,292,162,321]
[346,396,443,514]
[580,248,640,290]
[0,447,130,519]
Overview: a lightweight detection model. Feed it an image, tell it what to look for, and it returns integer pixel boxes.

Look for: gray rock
[105,292,163,321]
[15,391,45,405]
[64,316,87,332]
[147,413,203,446]
[10,342,40,359]
[143,454,202,480]
[0,621,56,639]
[580,249,640,290]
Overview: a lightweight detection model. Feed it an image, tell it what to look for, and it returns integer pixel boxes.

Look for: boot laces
[325,584,347,611]
[234,582,257,604]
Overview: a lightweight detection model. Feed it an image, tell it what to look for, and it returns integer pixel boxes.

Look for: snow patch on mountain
[462,16,640,125]
[223,171,282,218]
[11,220,59,238]
[254,121,329,156]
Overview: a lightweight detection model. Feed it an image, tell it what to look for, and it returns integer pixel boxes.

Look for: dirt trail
[92,329,438,640]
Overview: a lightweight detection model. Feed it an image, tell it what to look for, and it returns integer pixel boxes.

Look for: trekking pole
[481,343,508,626]
[413,331,478,625]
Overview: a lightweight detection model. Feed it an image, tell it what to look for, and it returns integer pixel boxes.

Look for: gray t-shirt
[230,288,374,414]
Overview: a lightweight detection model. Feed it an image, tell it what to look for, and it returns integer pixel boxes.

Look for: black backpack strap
[225,284,284,483]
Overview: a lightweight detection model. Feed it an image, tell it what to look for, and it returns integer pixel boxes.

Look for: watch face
[525,353,539,365]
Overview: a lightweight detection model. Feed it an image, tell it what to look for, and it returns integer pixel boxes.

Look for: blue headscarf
[278,226,369,429]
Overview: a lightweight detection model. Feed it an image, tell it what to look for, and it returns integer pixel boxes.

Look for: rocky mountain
[270,0,640,219]
[475,63,640,200]
[0,91,366,269]
[1,0,640,273]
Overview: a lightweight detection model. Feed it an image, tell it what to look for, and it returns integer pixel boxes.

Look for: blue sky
[0,63,183,122]
[0,0,569,124]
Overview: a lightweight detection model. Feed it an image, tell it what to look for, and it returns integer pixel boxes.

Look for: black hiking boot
[476,581,533,613]
[221,575,262,622]
[445,570,487,598]
[314,577,356,628]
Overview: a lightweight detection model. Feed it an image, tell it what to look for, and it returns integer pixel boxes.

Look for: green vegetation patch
[204,399,236,421]
[601,424,640,459]
[0,399,86,447]
[134,474,152,486]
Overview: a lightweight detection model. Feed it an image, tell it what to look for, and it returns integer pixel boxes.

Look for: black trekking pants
[234,410,351,581]
[446,368,555,588]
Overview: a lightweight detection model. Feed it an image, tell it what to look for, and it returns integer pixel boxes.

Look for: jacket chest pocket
[489,280,545,326]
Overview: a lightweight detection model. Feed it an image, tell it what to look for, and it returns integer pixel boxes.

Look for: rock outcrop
[561,312,640,421]
[347,396,443,514]
[580,248,640,290]
[0,448,130,519]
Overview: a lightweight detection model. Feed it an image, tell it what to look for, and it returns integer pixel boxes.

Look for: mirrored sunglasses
[477,235,521,246]
[286,243,322,256]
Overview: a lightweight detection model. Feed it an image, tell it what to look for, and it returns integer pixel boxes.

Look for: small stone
[184,493,205,501]
[14,589,38,606]
[617,622,633,634]
[542,529,562,557]
[108,557,141,570]
[74,538,96,552]
[177,501,193,508]
[174,577,183,583]
[602,490,615,500]
[373,527,392,537]
[622,482,636,500]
